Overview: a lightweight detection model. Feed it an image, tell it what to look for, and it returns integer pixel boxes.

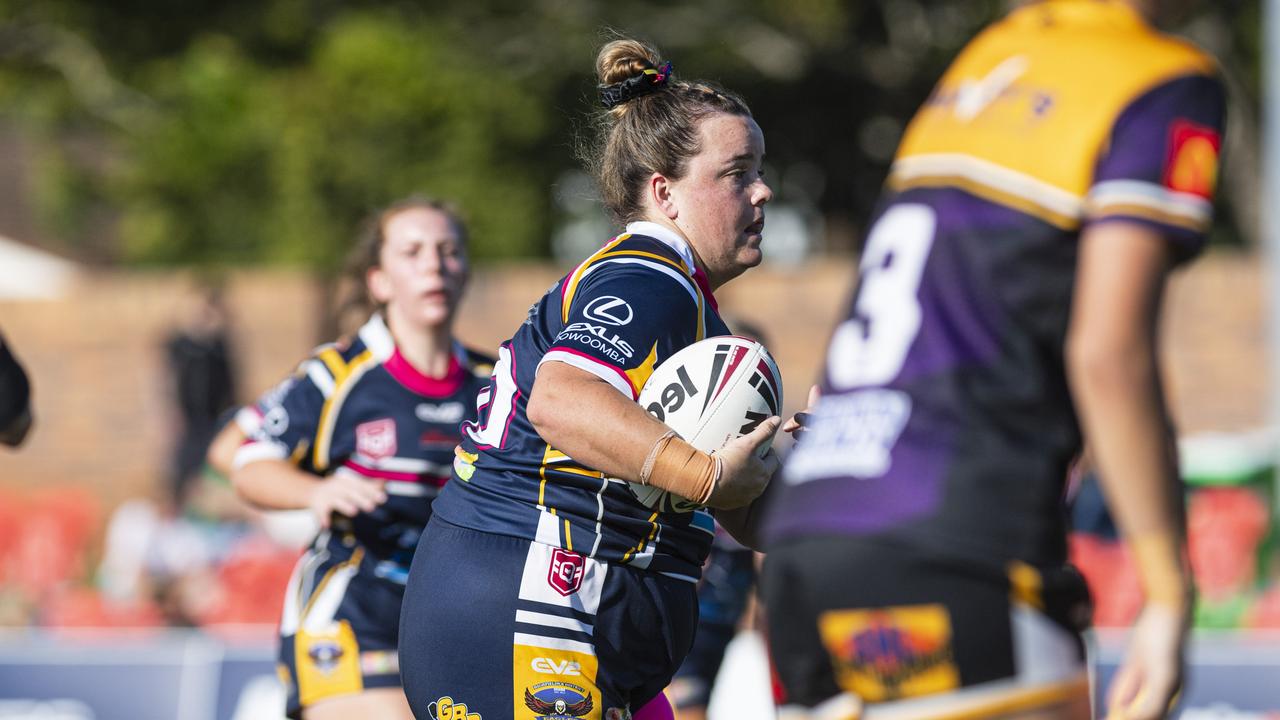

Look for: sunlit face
[666,113,772,288]
[367,206,469,330]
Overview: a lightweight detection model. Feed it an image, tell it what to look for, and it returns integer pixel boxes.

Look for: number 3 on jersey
[829,204,936,389]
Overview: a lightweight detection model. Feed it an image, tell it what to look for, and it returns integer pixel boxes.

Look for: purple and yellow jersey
[766,0,1225,566]
[431,222,731,582]
[234,314,493,564]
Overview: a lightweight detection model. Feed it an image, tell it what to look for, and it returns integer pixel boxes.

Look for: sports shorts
[761,535,1091,716]
[277,531,408,718]
[400,516,699,720]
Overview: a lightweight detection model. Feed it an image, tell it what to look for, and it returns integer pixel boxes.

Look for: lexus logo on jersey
[582,296,634,326]
[356,418,397,460]
[548,548,585,596]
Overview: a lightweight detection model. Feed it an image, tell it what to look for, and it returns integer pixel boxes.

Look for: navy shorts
[277,532,406,718]
[399,516,699,720]
[762,536,1091,711]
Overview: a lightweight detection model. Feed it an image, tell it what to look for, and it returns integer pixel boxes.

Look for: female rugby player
[230,197,492,719]
[763,1,1227,718]
[399,38,780,720]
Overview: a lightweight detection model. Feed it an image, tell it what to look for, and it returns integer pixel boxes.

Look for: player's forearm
[230,459,321,512]
[207,423,246,478]
[528,363,670,482]
[1068,340,1189,608]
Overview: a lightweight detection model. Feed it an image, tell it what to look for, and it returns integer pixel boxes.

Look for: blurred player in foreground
[763,1,1225,718]
[228,196,492,719]
[0,331,32,448]
[398,37,779,720]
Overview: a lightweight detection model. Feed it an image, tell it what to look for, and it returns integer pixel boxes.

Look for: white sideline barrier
[0,628,1277,718]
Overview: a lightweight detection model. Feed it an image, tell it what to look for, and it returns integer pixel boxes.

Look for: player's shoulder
[298,315,393,395]
[457,344,496,377]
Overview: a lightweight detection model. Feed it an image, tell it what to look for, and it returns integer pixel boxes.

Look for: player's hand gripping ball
[628,336,783,512]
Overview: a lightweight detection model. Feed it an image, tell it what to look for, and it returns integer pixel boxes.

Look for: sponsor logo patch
[523,681,594,718]
[531,657,582,676]
[1164,119,1221,199]
[555,323,635,363]
[417,401,466,424]
[583,295,635,326]
[355,418,397,460]
[818,604,960,702]
[428,696,483,720]
[548,548,585,597]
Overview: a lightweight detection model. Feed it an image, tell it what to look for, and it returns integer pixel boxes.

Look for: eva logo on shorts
[531,657,582,676]
[547,548,584,596]
[355,418,397,460]
[428,696,482,720]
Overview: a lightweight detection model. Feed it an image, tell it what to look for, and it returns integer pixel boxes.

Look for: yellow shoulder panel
[892,0,1216,227]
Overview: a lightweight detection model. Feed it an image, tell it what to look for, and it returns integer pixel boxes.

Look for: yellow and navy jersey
[768,0,1226,567]
[235,314,493,568]
[432,222,731,582]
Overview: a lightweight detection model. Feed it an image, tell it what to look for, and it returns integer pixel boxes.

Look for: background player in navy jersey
[230,196,492,720]
[399,37,780,720]
[763,1,1225,718]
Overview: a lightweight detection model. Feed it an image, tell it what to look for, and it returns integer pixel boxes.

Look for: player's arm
[529,265,778,510]
[206,409,252,478]
[528,362,779,510]
[229,362,386,528]
[1066,220,1186,720]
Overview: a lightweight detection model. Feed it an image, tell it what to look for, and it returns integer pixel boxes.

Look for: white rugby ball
[628,336,783,513]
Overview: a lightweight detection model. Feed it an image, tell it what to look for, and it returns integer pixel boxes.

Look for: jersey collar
[359,313,468,397]
[625,221,698,276]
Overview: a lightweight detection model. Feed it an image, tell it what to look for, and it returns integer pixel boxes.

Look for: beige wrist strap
[1130,532,1190,608]
[640,430,720,504]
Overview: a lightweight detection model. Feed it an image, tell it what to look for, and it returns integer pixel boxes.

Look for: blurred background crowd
[0,0,1276,715]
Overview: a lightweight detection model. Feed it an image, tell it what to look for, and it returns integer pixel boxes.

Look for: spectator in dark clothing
[0,331,32,448]
[165,284,237,507]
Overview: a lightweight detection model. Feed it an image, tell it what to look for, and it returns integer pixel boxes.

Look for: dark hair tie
[599,61,673,109]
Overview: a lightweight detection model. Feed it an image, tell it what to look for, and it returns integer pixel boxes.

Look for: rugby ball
[628,336,783,512]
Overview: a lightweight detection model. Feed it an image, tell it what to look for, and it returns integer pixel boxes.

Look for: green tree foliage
[0,0,1260,266]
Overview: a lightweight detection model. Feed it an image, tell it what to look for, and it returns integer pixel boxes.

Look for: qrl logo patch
[356,418,397,460]
[548,548,584,597]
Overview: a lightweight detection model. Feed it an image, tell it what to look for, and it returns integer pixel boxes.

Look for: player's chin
[736,243,765,269]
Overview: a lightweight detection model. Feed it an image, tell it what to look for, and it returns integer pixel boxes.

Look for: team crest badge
[306,640,344,674]
[356,418,397,460]
[524,681,594,718]
[547,548,584,597]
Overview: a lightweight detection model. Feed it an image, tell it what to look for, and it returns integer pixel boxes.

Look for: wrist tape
[640,430,721,504]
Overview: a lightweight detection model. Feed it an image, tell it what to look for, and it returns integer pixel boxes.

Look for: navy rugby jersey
[235,314,493,568]
[432,221,731,582]
[765,0,1225,567]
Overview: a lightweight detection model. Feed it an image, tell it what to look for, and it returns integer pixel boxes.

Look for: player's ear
[650,172,679,220]
[367,266,393,305]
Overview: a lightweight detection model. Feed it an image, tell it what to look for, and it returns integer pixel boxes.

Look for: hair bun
[595,39,662,86]
[599,60,673,109]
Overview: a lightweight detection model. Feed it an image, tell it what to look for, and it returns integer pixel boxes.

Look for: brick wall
[0,251,1267,515]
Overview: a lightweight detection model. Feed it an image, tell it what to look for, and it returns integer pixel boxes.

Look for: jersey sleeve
[232,362,325,470]
[1085,72,1226,257]
[539,263,702,400]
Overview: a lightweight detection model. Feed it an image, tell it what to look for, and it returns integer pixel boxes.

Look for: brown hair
[585,38,752,227]
[339,195,468,317]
